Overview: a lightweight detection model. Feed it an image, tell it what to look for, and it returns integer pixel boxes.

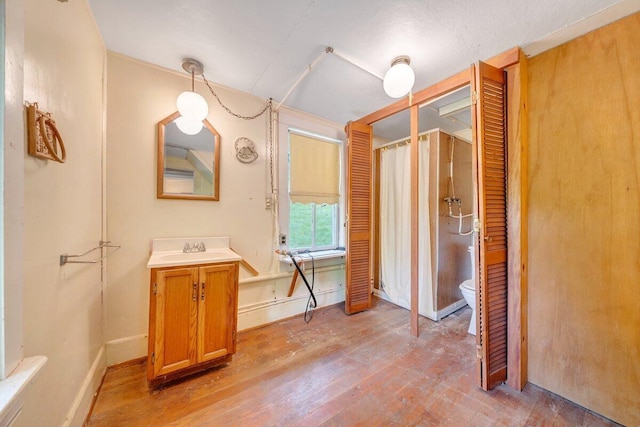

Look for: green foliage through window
[289,202,336,250]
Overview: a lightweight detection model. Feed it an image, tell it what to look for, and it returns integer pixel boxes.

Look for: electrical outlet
[279,233,287,246]
[265,197,272,209]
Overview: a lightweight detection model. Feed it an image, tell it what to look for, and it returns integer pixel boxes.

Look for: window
[275,110,346,262]
[288,130,341,252]
[289,201,337,250]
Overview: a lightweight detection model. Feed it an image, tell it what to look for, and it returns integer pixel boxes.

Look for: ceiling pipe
[275,48,331,111]
[276,46,384,111]
[331,48,384,80]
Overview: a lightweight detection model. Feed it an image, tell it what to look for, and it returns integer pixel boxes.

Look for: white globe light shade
[176,91,209,121]
[383,61,415,98]
[175,116,203,135]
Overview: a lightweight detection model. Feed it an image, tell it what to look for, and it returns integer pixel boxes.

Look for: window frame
[287,128,341,252]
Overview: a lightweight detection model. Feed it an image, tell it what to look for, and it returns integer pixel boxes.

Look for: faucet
[183,242,206,253]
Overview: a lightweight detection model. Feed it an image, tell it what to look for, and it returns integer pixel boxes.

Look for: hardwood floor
[88,298,619,426]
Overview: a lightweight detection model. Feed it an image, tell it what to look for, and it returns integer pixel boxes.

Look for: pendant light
[176,59,209,122]
[383,56,415,98]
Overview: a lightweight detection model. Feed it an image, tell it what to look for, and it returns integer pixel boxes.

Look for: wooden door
[197,263,239,362]
[152,267,198,378]
[472,61,509,390]
[345,121,373,314]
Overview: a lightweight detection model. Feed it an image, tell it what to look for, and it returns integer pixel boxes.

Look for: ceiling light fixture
[383,56,415,98]
[176,59,208,134]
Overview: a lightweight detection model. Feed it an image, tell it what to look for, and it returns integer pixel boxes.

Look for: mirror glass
[157,112,220,200]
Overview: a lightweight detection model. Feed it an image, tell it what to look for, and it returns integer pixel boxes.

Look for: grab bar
[60,240,121,266]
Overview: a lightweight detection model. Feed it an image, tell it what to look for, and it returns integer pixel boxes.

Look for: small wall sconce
[383,56,415,98]
[176,59,209,135]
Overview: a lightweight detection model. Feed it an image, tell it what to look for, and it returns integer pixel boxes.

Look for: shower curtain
[380,139,434,317]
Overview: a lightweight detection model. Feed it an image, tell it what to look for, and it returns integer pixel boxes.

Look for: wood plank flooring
[88,298,619,426]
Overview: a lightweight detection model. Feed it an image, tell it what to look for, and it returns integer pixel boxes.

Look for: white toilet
[459,245,476,335]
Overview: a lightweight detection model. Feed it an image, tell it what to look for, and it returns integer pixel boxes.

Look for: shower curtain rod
[376,129,469,151]
[375,130,431,151]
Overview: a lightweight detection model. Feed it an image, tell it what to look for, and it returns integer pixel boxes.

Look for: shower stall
[372,87,474,320]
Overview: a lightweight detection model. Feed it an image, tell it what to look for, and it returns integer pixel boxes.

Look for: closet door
[472,61,508,390]
[345,121,373,314]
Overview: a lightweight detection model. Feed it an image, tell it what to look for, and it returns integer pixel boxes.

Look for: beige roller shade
[289,132,340,204]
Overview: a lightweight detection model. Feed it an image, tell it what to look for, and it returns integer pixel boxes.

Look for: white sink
[147,237,242,268]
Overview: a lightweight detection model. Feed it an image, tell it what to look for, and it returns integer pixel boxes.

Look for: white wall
[3,0,25,379]
[105,54,345,365]
[19,0,106,425]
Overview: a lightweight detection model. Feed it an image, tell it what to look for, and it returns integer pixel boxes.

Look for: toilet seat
[460,279,475,291]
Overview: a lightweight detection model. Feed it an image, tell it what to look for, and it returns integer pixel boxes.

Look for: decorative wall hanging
[27,102,66,163]
[234,137,258,163]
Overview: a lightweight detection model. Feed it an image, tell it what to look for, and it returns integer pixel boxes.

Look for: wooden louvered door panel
[472,61,508,390]
[345,121,373,314]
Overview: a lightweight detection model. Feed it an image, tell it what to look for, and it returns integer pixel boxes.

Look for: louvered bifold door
[345,121,373,314]
[472,61,508,390]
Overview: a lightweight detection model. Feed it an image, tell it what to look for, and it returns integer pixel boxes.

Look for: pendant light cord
[202,74,272,120]
[200,74,275,193]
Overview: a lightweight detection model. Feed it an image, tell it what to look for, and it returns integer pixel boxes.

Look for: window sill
[279,249,345,265]
[0,356,47,426]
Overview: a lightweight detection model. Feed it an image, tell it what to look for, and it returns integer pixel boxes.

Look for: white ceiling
[88,0,638,128]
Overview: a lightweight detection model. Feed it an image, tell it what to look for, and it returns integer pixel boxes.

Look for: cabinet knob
[192,282,197,301]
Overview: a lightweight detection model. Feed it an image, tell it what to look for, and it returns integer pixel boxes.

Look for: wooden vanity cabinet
[147,261,239,385]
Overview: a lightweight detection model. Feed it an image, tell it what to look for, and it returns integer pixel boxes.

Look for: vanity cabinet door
[151,267,199,378]
[198,263,239,363]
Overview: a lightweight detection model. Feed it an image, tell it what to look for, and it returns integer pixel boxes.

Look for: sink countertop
[147,237,242,268]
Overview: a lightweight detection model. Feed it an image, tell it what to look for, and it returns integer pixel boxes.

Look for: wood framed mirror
[157,112,220,200]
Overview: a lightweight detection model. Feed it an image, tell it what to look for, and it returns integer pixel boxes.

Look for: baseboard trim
[372,289,467,321]
[237,285,344,331]
[63,346,106,427]
[239,301,344,334]
[107,356,146,370]
[82,361,108,427]
[436,299,468,320]
[105,334,147,367]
